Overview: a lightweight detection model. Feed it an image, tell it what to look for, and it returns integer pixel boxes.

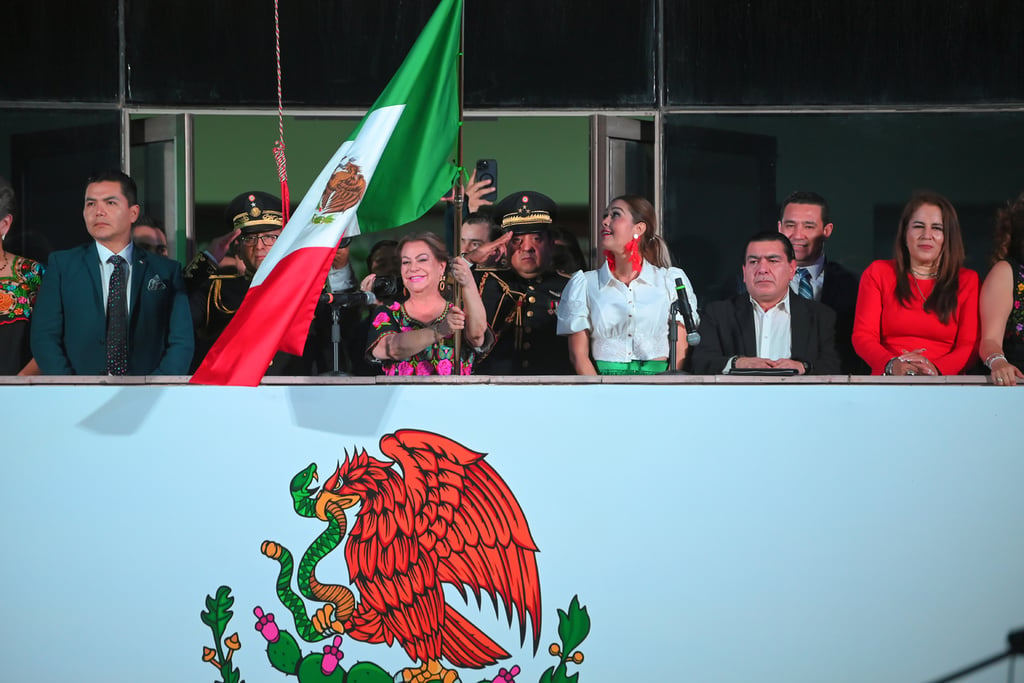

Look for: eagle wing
[377,429,542,662]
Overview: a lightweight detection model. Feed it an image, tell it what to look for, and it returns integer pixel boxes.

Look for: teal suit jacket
[31,244,194,375]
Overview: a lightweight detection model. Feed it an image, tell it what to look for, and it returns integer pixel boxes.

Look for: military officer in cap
[183,191,313,374]
[468,191,572,375]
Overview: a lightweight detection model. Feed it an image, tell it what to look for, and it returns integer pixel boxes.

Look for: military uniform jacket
[475,269,572,374]
[183,252,313,375]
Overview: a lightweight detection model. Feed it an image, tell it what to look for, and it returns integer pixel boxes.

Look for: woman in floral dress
[979,192,1024,385]
[0,249,44,374]
[367,232,492,376]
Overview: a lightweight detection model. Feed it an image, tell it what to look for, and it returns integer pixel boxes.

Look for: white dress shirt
[557,260,699,362]
[327,263,356,292]
[96,242,135,312]
[752,292,793,360]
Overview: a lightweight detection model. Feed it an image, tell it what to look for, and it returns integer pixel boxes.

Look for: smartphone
[475,158,498,203]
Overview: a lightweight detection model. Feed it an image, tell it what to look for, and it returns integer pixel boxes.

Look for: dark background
[3,0,1024,299]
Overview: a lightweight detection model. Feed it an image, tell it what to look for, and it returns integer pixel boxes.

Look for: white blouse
[556,261,699,362]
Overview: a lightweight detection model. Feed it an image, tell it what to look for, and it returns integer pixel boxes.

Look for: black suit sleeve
[809,303,841,375]
[691,301,733,374]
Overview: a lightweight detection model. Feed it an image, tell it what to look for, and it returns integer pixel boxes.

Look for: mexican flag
[191,0,462,386]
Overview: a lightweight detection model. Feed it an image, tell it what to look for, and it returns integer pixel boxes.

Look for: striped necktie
[797,268,813,300]
[106,254,129,375]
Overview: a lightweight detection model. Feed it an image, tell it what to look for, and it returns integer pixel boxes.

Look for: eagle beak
[338,494,360,509]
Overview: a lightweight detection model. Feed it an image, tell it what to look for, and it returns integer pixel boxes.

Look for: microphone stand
[923,627,1024,683]
[665,300,682,374]
[323,301,351,377]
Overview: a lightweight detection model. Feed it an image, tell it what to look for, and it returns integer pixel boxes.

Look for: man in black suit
[31,170,193,375]
[777,191,861,373]
[692,232,840,375]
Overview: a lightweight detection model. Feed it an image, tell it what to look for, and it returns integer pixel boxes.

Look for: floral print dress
[1005,259,1024,367]
[367,300,489,376]
[0,255,45,374]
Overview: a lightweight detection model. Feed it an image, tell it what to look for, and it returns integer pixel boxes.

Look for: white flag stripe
[251,105,405,287]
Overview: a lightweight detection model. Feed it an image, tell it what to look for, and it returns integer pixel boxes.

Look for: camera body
[372,275,399,300]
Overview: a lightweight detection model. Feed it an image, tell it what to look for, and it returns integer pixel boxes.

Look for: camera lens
[373,275,398,298]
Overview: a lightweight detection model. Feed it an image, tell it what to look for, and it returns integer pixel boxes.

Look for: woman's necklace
[911,274,928,302]
[0,251,9,276]
[910,268,936,279]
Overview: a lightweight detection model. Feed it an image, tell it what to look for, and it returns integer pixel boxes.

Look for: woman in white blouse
[557,195,699,374]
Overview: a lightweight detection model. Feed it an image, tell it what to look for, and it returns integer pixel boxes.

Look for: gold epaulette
[205,277,241,320]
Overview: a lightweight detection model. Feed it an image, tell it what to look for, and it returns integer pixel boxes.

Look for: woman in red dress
[853,191,979,376]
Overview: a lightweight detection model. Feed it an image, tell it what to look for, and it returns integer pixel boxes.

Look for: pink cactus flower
[321,635,344,675]
[253,606,280,643]
[492,664,521,683]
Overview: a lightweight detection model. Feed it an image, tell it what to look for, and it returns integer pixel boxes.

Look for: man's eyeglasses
[239,233,280,246]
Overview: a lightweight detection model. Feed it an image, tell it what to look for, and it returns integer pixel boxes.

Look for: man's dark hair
[0,176,14,221]
[463,212,501,241]
[366,239,399,273]
[133,214,165,233]
[746,231,796,262]
[780,190,829,225]
[86,170,138,206]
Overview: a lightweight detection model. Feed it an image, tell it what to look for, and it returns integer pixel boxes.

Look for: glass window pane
[666,1,1024,105]
[5,1,118,102]
[0,110,121,263]
[663,113,1024,305]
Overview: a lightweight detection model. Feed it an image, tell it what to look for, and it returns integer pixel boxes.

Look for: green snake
[261,463,356,643]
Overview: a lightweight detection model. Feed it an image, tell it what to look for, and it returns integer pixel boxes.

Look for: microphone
[319,291,378,307]
[674,277,701,346]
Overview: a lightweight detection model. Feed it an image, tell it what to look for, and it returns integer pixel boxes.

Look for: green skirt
[594,359,669,375]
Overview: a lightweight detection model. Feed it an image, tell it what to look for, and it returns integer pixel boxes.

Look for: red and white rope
[273,0,291,223]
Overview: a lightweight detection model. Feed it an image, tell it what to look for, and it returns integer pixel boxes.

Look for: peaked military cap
[226,191,284,234]
[493,191,558,235]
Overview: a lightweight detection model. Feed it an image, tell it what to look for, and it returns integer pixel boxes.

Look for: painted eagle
[325,429,541,682]
[318,160,366,215]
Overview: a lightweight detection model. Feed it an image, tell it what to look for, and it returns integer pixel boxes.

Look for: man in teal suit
[31,171,193,375]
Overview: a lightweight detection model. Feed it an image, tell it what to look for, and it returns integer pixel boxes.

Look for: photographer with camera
[319,238,402,376]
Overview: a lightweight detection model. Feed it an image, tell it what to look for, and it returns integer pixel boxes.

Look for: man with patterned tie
[31,171,193,375]
[777,190,862,373]
[692,232,840,375]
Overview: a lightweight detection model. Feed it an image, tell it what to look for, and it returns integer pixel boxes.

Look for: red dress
[852,260,979,375]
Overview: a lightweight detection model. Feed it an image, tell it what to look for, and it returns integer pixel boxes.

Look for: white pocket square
[147,275,166,291]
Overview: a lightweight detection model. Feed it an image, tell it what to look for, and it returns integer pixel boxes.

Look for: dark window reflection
[666,1,1024,105]
[664,113,1024,306]
[0,111,121,264]
[5,1,118,102]
[126,0,655,108]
